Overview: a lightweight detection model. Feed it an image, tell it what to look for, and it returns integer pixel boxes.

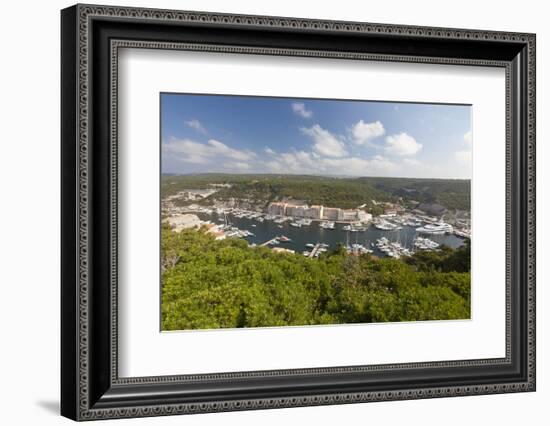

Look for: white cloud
[300,124,347,157]
[264,160,284,173]
[206,139,255,161]
[321,155,398,176]
[267,150,320,173]
[455,150,472,167]
[264,149,397,177]
[184,119,207,134]
[291,102,313,118]
[403,158,421,167]
[351,120,385,145]
[163,137,255,165]
[384,132,422,156]
[223,161,251,171]
[162,124,469,178]
[464,130,472,145]
[451,131,472,176]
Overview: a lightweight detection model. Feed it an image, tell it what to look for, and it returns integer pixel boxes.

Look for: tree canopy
[161,174,471,212]
[161,227,471,330]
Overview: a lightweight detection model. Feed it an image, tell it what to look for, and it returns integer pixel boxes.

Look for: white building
[266,202,371,223]
[267,202,287,216]
[165,214,201,232]
[306,205,324,219]
[287,205,307,217]
[323,207,341,220]
[340,209,359,221]
[358,211,372,222]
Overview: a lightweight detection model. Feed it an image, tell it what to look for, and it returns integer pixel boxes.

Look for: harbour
[185,208,466,258]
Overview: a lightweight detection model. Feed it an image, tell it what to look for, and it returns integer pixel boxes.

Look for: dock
[308,243,323,258]
[260,237,279,247]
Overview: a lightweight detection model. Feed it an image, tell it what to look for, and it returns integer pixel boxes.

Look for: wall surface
[0,0,546,424]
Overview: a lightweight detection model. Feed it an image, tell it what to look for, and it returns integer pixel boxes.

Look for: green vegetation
[161,174,471,212]
[358,176,471,211]
[161,227,471,330]
[162,174,392,210]
[208,178,391,211]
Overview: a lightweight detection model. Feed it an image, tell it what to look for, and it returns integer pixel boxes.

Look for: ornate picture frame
[61,4,535,421]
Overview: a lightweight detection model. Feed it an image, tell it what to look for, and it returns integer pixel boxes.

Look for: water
[197,212,465,257]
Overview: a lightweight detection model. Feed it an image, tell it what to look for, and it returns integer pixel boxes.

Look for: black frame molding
[61,4,536,421]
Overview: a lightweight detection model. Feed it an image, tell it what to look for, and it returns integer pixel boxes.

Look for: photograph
[160,94,472,331]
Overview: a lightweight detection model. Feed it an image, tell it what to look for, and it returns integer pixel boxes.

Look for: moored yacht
[413,237,440,250]
[374,219,401,231]
[415,222,453,235]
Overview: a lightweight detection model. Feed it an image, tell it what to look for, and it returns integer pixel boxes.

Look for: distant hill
[357,177,470,211]
[161,174,470,212]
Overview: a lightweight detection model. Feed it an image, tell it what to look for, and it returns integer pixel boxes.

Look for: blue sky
[161,93,472,179]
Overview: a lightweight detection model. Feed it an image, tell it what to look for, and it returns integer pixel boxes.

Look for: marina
[180,207,467,258]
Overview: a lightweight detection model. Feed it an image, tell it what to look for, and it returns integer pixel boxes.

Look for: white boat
[454,228,471,238]
[373,236,412,257]
[350,244,373,254]
[374,219,399,231]
[290,222,302,228]
[416,222,453,235]
[413,237,440,250]
[376,237,390,246]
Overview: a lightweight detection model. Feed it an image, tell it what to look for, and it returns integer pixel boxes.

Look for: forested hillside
[161,227,471,330]
[161,174,471,212]
[358,177,471,211]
